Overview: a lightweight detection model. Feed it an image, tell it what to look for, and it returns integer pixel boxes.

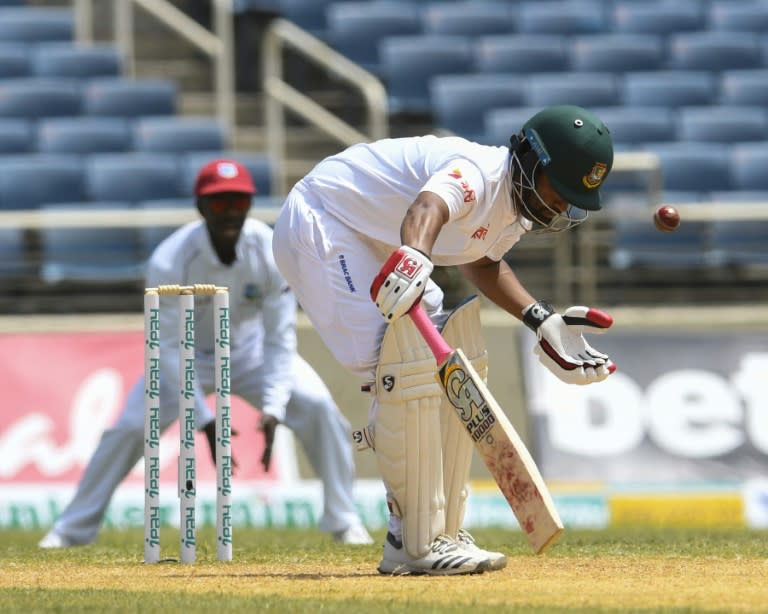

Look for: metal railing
[72,0,235,131]
[261,18,389,194]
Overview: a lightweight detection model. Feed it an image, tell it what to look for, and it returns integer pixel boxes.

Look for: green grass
[2,528,767,613]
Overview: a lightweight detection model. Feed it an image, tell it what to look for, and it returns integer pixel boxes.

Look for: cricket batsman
[272,105,617,575]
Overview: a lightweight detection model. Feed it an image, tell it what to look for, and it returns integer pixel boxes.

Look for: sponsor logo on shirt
[472,226,488,240]
[338,254,357,293]
[447,168,476,204]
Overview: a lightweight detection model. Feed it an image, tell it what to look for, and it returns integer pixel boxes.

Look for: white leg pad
[440,296,488,538]
[372,315,445,558]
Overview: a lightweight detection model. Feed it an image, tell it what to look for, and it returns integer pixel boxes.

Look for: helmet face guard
[509,144,589,233]
[509,105,614,232]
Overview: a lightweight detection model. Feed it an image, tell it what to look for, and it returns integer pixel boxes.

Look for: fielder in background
[272,105,616,576]
[39,159,373,549]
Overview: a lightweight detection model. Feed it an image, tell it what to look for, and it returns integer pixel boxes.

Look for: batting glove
[523,300,616,385]
[370,246,433,321]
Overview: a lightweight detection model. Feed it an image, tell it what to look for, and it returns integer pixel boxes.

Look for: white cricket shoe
[38,531,77,549]
[332,524,375,545]
[378,532,490,576]
[456,529,508,571]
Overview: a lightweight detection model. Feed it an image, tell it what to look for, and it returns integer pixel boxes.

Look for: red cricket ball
[654,205,681,232]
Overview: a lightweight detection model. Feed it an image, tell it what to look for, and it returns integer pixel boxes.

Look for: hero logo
[396,254,422,279]
[533,353,768,459]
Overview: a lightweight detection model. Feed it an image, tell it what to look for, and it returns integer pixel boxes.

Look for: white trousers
[52,352,362,544]
[272,182,445,382]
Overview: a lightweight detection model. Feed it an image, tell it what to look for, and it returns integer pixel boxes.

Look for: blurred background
[1,0,767,535]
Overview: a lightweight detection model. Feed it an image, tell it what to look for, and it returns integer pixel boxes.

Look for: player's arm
[460,256,616,385]
[370,192,449,321]
[458,256,536,319]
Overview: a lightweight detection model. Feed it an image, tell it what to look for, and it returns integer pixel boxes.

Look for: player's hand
[523,300,616,385]
[259,413,279,472]
[370,246,433,321]
[202,419,239,470]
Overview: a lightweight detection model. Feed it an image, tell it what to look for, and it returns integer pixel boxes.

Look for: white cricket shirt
[302,135,531,265]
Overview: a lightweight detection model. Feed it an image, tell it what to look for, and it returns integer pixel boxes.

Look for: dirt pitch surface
[2,528,767,613]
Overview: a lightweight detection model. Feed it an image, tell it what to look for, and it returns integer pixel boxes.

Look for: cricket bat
[409,304,564,554]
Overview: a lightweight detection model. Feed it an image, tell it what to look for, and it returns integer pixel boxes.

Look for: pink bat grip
[408,304,453,366]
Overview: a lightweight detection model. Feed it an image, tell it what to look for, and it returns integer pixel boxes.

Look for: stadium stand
[643,143,732,192]
[611,2,706,35]
[589,107,676,147]
[676,106,768,144]
[0,154,86,210]
[379,35,474,114]
[38,202,143,284]
[0,7,73,43]
[0,43,30,78]
[666,32,764,72]
[719,70,768,106]
[430,73,524,143]
[730,143,768,191]
[525,72,621,108]
[473,35,568,74]
[85,153,181,202]
[516,1,608,34]
[708,1,768,33]
[421,2,515,36]
[325,2,422,74]
[31,43,122,79]
[36,117,132,155]
[0,118,33,154]
[0,78,82,119]
[569,34,664,72]
[132,117,228,154]
[83,78,177,118]
[622,71,717,107]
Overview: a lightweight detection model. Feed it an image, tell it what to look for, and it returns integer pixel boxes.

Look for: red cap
[194,159,257,196]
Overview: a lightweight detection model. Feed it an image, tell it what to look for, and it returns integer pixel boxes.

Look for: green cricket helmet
[522,105,613,211]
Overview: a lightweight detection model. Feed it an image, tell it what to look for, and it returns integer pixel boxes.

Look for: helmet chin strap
[509,150,589,234]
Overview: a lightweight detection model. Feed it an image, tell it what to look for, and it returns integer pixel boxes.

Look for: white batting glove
[523,300,616,385]
[370,246,433,321]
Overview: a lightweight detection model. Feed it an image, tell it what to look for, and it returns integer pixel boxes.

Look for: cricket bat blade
[409,304,564,554]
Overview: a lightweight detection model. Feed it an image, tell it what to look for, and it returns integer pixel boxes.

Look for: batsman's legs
[372,315,489,575]
[439,296,507,571]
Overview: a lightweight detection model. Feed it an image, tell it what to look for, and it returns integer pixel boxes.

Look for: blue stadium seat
[325,2,422,73]
[179,151,276,197]
[278,0,333,36]
[525,72,620,108]
[0,154,85,210]
[591,107,676,146]
[83,78,177,118]
[667,32,763,72]
[622,71,716,107]
[517,1,608,34]
[32,43,122,79]
[0,118,33,154]
[430,73,525,143]
[0,42,30,78]
[609,218,711,270]
[85,153,181,202]
[0,78,81,119]
[421,2,515,36]
[719,70,768,106]
[38,201,143,284]
[0,227,29,278]
[730,143,768,191]
[708,1,768,33]
[37,117,132,154]
[132,117,228,153]
[483,106,542,147]
[570,34,664,73]
[706,191,768,267]
[474,35,568,74]
[677,106,768,143]
[0,7,73,43]
[644,143,732,192]
[138,197,192,259]
[611,2,705,34]
[379,35,474,114]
